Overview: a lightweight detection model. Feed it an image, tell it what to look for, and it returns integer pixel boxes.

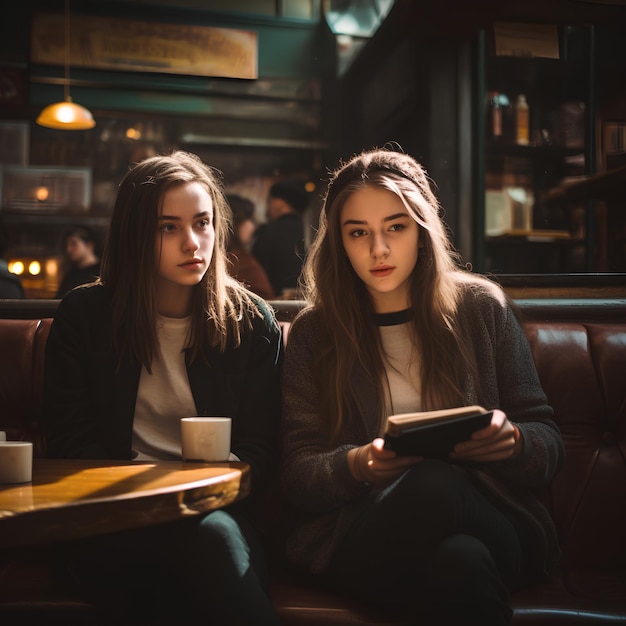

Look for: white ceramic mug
[181,417,231,462]
[0,441,33,484]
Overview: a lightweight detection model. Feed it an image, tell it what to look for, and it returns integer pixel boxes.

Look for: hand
[349,438,421,487]
[449,409,522,463]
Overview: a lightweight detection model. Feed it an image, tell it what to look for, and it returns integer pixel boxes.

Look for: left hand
[449,409,522,463]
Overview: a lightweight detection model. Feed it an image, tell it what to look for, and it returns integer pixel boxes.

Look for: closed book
[383,405,493,458]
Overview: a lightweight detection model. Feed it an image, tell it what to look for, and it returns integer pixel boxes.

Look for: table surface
[0,458,250,550]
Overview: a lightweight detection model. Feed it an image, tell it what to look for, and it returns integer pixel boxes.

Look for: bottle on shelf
[490,92,503,141]
[488,92,512,143]
[515,94,530,146]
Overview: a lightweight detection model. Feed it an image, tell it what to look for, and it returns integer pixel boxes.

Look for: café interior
[1,2,626,625]
[0,0,625,299]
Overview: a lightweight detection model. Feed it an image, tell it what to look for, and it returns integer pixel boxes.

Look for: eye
[349,228,367,238]
[197,218,212,229]
[160,222,177,233]
[389,223,406,232]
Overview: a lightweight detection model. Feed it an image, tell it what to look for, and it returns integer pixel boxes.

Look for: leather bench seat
[1,299,625,624]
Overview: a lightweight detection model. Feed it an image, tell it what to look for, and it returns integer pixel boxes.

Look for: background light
[28,261,42,276]
[9,261,25,275]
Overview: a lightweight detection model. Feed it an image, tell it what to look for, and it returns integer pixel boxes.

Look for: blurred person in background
[56,226,101,298]
[226,194,275,300]
[252,180,309,297]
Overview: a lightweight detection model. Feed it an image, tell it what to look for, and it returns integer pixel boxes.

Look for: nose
[370,231,389,259]
[182,228,200,252]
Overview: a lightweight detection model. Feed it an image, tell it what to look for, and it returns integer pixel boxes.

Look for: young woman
[43,151,282,625]
[280,148,564,625]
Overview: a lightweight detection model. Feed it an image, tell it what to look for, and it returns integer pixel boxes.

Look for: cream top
[132,315,196,460]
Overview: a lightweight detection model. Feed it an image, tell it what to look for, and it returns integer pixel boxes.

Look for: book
[383,405,494,458]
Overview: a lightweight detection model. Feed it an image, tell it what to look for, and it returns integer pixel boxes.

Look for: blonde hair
[302,148,498,442]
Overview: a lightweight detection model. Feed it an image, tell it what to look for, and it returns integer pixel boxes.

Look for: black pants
[326,460,529,626]
[62,508,280,626]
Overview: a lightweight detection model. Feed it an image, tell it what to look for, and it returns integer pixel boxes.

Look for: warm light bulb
[36,186,49,202]
[9,261,25,275]
[28,261,42,276]
[36,100,95,130]
[46,259,59,277]
[126,127,141,140]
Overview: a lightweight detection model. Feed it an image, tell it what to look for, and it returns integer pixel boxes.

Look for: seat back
[0,318,52,456]
[523,321,626,571]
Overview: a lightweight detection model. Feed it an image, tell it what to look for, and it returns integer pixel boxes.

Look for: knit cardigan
[280,281,565,579]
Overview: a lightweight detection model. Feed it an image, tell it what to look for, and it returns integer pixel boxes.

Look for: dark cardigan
[280,280,564,579]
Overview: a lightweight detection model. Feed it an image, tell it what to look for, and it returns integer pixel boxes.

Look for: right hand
[349,438,421,487]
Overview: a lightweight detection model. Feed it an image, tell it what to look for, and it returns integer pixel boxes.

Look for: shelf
[486,229,573,241]
[485,143,584,159]
[478,23,595,274]
[0,212,110,227]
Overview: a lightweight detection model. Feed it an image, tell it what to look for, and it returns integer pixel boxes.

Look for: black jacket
[43,283,283,493]
[252,213,304,295]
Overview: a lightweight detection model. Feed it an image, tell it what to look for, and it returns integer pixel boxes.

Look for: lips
[180,258,203,270]
[370,266,394,277]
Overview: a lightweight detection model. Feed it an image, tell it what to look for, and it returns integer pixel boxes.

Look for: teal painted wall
[26,7,331,112]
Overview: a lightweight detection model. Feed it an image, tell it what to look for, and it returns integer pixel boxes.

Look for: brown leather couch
[1,297,625,624]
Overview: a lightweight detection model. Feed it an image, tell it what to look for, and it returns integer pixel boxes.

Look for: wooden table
[0,458,250,550]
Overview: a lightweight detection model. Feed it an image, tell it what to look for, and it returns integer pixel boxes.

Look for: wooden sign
[493,22,559,60]
[31,13,258,80]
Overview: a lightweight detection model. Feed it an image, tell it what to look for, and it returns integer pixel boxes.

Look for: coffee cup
[181,417,231,462]
[0,441,33,484]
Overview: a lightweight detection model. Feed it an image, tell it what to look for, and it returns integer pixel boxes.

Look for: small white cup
[181,417,231,462]
[0,441,33,484]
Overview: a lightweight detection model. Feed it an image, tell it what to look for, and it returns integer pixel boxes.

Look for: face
[340,186,420,313]
[267,196,287,221]
[237,218,256,247]
[65,235,93,264]
[156,182,215,311]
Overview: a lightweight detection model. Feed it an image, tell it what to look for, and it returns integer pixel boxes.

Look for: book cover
[383,405,494,458]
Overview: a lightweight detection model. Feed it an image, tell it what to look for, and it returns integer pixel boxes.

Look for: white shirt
[132,315,196,460]
[379,320,422,423]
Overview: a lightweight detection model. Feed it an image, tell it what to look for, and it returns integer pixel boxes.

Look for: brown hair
[301,148,498,442]
[99,150,261,371]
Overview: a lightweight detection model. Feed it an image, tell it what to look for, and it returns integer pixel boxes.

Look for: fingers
[353,440,421,486]
[450,411,518,462]
[469,409,506,440]
[371,437,398,459]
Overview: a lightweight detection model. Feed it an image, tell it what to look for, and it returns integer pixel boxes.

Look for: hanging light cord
[64,0,71,102]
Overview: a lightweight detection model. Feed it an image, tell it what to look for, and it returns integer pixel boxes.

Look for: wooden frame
[1,166,91,213]
[31,13,258,80]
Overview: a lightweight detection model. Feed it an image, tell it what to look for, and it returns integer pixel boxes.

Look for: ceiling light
[36,0,95,130]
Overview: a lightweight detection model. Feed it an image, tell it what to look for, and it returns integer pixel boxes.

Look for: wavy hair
[100,150,260,371]
[301,148,494,442]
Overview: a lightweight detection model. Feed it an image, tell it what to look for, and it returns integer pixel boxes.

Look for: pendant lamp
[36,0,95,130]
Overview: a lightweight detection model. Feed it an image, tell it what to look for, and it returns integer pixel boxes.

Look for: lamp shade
[36,99,95,130]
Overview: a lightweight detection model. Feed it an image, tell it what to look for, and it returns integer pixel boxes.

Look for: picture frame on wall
[1,166,91,214]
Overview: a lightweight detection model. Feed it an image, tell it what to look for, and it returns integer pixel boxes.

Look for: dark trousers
[326,460,529,626]
[63,507,280,625]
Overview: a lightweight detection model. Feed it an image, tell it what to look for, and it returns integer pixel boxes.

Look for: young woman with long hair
[280,148,564,625]
[44,150,282,625]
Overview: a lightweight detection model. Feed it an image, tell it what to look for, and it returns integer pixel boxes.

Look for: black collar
[373,309,413,327]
